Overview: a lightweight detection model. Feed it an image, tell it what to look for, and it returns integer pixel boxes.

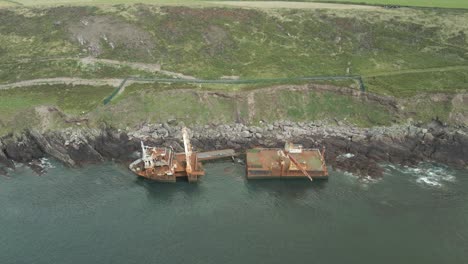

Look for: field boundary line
[102,75,366,105]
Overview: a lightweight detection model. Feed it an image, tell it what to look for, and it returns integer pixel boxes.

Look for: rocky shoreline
[0,120,467,177]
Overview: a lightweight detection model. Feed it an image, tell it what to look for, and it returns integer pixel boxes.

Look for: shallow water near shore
[1,161,467,263]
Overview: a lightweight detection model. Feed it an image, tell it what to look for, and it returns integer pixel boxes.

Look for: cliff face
[0,120,466,178]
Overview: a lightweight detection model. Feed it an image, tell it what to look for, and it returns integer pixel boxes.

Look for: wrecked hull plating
[246,143,328,180]
[129,127,237,183]
[129,154,204,182]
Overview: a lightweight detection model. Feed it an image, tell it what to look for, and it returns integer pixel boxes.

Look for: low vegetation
[364,68,468,97]
[1,0,467,9]
[314,0,468,9]
[0,3,466,134]
[1,5,467,90]
[0,84,114,134]
[93,81,392,128]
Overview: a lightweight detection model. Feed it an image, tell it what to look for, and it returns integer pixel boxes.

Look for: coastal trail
[364,65,468,77]
[0,57,197,81]
[0,78,123,90]
[211,1,380,10]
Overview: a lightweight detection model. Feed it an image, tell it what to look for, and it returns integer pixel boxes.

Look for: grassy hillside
[1,5,467,95]
[314,0,468,9]
[0,0,201,7]
[0,84,114,135]
[1,79,461,137]
[1,0,467,9]
[0,3,466,134]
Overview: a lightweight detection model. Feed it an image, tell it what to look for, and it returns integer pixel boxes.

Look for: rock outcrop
[0,120,466,178]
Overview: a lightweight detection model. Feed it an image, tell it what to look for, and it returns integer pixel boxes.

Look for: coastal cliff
[1,120,466,177]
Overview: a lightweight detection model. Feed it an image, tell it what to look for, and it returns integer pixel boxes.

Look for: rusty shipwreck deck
[246,148,328,179]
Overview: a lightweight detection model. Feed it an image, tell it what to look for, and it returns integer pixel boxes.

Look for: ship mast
[182,127,193,174]
[141,141,146,158]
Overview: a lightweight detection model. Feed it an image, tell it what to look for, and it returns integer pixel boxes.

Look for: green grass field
[1,5,467,89]
[0,2,466,134]
[0,84,113,115]
[0,84,114,134]
[316,0,468,9]
[0,0,203,7]
[93,81,393,128]
[1,0,467,9]
[0,80,382,136]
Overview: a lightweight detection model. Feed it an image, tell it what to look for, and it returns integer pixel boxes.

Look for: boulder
[0,141,14,168]
[240,131,251,138]
[4,134,43,163]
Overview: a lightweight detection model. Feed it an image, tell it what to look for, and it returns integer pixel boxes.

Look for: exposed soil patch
[162,6,257,22]
[0,77,122,89]
[80,57,160,70]
[449,93,468,126]
[212,1,380,10]
[203,25,232,56]
[68,15,154,56]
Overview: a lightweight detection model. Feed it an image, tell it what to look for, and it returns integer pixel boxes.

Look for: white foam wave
[337,153,355,160]
[28,158,56,171]
[343,171,381,187]
[39,158,56,169]
[385,163,456,187]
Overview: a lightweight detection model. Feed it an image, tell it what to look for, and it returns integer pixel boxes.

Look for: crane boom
[286,152,313,181]
[182,127,193,174]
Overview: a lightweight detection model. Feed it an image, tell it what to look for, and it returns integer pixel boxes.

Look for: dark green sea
[1,160,467,264]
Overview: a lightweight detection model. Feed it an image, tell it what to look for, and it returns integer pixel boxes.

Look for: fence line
[102,75,366,105]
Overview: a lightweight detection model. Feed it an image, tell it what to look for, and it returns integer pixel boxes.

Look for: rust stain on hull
[129,128,327,183]
[129,127,234,183]
[246,143,328,180]
[130,150,204,182]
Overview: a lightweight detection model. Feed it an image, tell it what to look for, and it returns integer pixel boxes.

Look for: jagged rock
[424,133,435,142]
[240,131,251,138]
[0,140,14,168]
[29,130,76,167]
[0,120,467,178]
[140,126,152,134]
[4,134,43,163]
[167,118,178,125]
[157,128,170,138]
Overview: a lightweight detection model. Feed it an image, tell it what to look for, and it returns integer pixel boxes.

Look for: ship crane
[129,127,234,182]
[182,127,193,175]
[280,142,313,181]
[285,151,313,181]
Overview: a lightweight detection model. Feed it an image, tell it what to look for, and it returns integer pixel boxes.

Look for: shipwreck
[246,143,328,180]
[129,127,235,182]
[129,128,328,182]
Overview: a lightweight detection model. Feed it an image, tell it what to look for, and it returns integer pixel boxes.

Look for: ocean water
[0,160,467,264]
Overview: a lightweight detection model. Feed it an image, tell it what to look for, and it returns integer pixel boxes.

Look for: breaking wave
[38,158,56,170]
[343,171,381,188]
[386,163,456,187]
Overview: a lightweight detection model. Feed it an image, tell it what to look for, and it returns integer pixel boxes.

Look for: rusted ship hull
[130,128,326,183]
[129,153,204,182]
[129,128,237,183]
[246,145,328,180]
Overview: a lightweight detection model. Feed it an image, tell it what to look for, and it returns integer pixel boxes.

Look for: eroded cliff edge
[1,120,466,178]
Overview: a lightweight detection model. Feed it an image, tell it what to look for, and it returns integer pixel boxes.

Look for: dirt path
[364,65,468,77]
[0,78,123,90]
[80,57,162,73]
[0,57,197,80]
[247,92,255,122]
[80,58,198,80]
[212,1,380,10]
[0,0,22,7]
